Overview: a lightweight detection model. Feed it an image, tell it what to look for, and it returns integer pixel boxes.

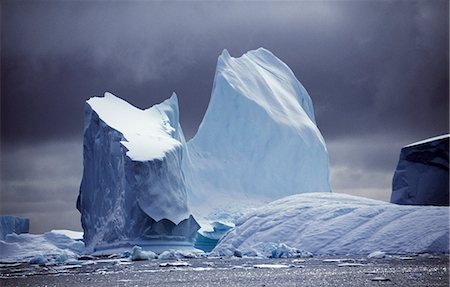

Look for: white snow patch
[157,249,203,260]
[253,264,291,269]
[87,92,181,161]
[51,230,83,240]
[404,134,449,148]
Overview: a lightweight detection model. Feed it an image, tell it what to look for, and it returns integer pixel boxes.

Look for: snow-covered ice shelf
[214,192,449,256]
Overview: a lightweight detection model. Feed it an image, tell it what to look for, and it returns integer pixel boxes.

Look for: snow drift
[77,92,199,252]
[184,48,331,224]
[391,134,449,206]
[214,193,449,256]
[0,231,84,262]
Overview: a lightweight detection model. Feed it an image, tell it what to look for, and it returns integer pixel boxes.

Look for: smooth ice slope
[391,134,449,206]
[214,193,449,256]
[184,48,331,220]
[78,93,198,252]
[0,215,29,240]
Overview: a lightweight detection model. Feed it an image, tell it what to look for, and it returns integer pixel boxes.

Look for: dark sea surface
[1,255,448,287]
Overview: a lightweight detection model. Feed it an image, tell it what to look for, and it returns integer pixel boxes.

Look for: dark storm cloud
[1,1,448,232]
[3,1,447,142]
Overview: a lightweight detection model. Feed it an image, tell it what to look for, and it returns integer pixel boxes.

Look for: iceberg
[194,221,233,252]
[76,48,331,253]
[184,48,332,222]
[391,134,449,206]
[77,92,199,253]
[130,245,157,261]
[0,215,29,240]
[213,193,449,256]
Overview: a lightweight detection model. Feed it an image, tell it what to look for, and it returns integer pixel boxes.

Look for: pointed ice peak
[210,47,317,127]
[170,91,178,101]
[155,92,180,129]
[219,47,272,62]
[162,92,178,107]
[185,48,331,218]
[220,49,231,60]
[244,47,273,58]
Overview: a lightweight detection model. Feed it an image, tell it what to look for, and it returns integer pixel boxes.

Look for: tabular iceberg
[77,92,199,252]
[391,134,449,206]
[184,48,332,223]
[0,215,29,240]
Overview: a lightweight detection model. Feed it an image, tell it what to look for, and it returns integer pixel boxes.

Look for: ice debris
[368,251,386,259]
[130,245,157,261]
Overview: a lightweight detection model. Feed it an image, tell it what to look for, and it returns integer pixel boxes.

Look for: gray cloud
[1,0,448,232]
[326,135,405,202]
[1,140,83,232]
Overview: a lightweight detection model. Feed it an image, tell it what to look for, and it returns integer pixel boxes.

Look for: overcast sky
[1,0,448,233]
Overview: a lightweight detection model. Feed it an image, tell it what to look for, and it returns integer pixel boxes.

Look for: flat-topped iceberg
[184,48,332,223]
[391,134,449,206]
[77,92,199,252]
[0,215,29,240]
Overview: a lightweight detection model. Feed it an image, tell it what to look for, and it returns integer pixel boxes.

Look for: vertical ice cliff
[184,48,332,220]
[0,215,29,240]
[77,92,199,252]
[391,134,449,206]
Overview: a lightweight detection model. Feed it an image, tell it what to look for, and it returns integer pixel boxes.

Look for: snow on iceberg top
[404,134,449,148]
[86,92,182,161]
[215,48,317,127]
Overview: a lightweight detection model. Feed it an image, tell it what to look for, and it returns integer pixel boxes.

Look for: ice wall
[214,193,449,256]
[0,215,29,240]
[391,134,449,206]
[77,93,199,251]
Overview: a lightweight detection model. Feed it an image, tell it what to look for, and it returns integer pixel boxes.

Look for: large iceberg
[184,48,332,223]
[214,193,449,256]
[391,134,449,206]
[0,215,29,240]
[77,92,199,253]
